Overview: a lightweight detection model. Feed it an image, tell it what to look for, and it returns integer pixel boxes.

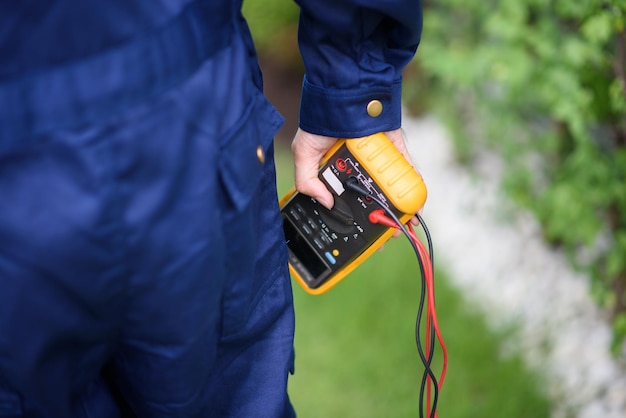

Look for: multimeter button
[301,224,312,235]
[289,209,301,221]
[366,100,383,117]
[324,252,337,265]
[313,239,324,250]
[295,204,306,216]
[319,234,330,244]
[306,218,317,230]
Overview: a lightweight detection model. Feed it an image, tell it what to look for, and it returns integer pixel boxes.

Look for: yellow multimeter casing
[279,132,427,295]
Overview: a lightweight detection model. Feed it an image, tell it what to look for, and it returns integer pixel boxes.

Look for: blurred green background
[244,0,626,416]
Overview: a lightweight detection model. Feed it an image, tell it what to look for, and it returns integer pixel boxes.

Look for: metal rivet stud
[366,100,383,117]
[256,145,265,164]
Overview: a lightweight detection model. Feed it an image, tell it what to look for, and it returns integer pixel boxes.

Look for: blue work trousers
[0,2,295,417]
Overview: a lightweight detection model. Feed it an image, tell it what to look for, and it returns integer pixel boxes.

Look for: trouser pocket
[217,90,283,212]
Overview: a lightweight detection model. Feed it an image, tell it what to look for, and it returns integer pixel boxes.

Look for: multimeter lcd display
[282,217,330,281]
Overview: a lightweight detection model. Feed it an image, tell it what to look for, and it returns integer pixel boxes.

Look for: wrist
[298,76,402,138]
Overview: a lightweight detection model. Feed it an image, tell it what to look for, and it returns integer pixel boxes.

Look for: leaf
[582,12,614,44]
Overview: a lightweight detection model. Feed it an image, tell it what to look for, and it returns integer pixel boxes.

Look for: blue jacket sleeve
[294,0,422,138]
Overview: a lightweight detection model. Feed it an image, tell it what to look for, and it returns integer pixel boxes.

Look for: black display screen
[282,217,329,280]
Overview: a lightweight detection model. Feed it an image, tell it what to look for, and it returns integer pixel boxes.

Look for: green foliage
[614,312,626,352]
[411,1,626,349]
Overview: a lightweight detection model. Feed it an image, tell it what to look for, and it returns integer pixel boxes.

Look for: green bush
[411,0,626,350]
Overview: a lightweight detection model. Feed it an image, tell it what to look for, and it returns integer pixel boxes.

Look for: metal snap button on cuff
[366,100,383,117]
[256,145,265,164]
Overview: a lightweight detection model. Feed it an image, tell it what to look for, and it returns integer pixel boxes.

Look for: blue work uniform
[0,0,422,417]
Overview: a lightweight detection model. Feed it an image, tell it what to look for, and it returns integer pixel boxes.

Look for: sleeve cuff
[298,76,403,138]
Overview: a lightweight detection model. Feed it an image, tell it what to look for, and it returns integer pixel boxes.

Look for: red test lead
[368,208,448,418]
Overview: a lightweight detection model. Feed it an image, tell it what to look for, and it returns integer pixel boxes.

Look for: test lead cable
[346,177,448,418]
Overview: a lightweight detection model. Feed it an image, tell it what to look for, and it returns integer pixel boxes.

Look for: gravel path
[404,115,626,418]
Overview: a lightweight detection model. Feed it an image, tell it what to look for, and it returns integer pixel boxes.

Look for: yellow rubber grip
[346,133,427,215]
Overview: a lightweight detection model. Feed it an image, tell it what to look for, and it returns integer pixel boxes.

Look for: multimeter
[279,132,428,295]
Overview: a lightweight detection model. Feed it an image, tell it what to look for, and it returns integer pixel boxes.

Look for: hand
[291,127,423,233]
[291,128,338,210]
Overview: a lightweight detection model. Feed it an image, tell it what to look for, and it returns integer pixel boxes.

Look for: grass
[274,146,551,418]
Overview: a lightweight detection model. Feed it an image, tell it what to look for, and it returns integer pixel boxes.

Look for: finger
[292,143,333,209]
[291,129,338,209]
[296,176,334,210]
[384,128,416,169]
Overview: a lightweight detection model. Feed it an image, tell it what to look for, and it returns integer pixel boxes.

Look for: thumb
[291,128,337,209]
